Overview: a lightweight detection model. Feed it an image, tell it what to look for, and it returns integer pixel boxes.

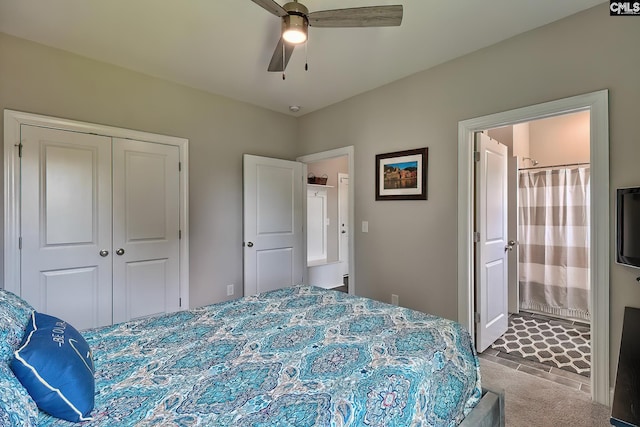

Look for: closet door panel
[124,259,170,320]
[20,125,113,330]
[112,138,180,323]
[39,267,100,330]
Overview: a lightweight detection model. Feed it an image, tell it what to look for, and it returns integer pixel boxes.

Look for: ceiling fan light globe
[282,14,308,44]
[283,29,307,44]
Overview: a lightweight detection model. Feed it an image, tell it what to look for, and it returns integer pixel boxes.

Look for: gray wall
[529,111,591,167]
[0,32,299,308]
[297,3,640,382]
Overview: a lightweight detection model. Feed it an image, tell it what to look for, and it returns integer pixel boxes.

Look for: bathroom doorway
[457,90,610,404]
[485,111,591,387]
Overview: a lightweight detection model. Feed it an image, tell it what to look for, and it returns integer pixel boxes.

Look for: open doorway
[298,147,355,294]
[483,111,592,387]
[457,90,610,405]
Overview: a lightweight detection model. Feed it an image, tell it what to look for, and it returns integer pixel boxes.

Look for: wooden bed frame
[459,386,505,427]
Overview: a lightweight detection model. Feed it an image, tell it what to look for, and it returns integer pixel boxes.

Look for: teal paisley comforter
[38,286,481,426]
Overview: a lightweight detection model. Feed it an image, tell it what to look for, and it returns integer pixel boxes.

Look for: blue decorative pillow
[11,312,95,422]
[0,363,38,427]
[0,288,34,362]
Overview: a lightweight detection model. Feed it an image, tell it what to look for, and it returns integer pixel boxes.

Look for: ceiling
[0,0,604,116]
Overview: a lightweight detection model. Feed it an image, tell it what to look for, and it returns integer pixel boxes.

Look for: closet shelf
[307,183,334,188]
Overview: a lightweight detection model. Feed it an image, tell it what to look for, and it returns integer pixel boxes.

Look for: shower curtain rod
[519,161,590,171]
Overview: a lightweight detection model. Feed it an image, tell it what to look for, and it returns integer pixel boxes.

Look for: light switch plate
[362,221,369,233]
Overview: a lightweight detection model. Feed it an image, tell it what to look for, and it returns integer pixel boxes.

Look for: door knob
[505,240,517,252]
[99,250,109,257]
[116,248,125,256]
[246,242,254,247]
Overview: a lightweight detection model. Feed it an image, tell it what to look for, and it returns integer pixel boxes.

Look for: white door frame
[457,90,610,405]
[4,109,190,309]
[297,146,355,294]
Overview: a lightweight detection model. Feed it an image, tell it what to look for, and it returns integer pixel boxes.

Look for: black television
[617,187,640,269]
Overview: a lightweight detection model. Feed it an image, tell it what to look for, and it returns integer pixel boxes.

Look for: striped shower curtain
[518,167,590,321]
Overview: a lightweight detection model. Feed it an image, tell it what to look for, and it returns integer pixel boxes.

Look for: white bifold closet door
[20,125,180,330]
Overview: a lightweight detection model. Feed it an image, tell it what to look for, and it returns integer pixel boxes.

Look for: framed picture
[375,147,428,200]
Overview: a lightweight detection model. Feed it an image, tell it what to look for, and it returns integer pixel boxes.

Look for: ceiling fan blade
[267,38,295,72]
[309,5,403,27]
[250,0,288,17]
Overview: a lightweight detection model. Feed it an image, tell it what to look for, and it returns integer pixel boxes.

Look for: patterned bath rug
[491,313,590,377]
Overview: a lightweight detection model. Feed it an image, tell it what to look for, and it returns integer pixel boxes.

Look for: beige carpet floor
[480,358,610,426]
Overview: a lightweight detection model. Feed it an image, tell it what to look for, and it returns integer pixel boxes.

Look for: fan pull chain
[282,40,286,80]
[305,40,308,71]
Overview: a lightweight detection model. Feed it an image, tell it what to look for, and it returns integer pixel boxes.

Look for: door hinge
[473,231,480,242]
[473,151,480,162]
[179,297,182,308]
[16,143,23,158]
[179,162,182,172]
[18,237,22,250]
[179,230,182,240]
[474,312,480,323]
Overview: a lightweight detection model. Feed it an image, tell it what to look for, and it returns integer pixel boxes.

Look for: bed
[1,285,504,426]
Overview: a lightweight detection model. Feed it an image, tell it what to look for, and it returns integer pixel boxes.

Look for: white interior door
[508,156,520,313]
[338,173,349,277]
[475,132,509,352]
[20,125,113,330]
[243,154,304,296]
[112,138,181,323]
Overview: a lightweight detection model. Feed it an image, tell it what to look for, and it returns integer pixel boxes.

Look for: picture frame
[375,147,428,200]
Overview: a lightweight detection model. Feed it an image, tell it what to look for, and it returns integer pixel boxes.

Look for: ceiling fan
[251,0,403,73]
